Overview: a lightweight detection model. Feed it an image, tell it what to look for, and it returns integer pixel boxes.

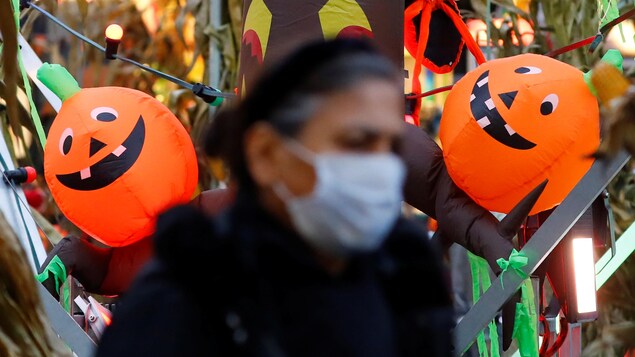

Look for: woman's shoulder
[97,262,221,356]
[384,217,440,257]
[152,204,237,286]
[378,217,454,309]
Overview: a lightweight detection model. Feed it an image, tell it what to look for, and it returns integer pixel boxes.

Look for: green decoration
[208,89,224,106]
[469,252,501,357]
[512,280,539,357]
[469,253,488,355]
[36,63,81,102]
[12,0,47,147]
[36,255,71,312]
[496,249,539,356]
[36,255,67,294]
[599,0,620,29]
[61,278,71,312]
[496,249,528,289]
[584,49,624,97]
[481,256,500,357]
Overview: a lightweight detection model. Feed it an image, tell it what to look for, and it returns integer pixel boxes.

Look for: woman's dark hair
[204,37,401,190]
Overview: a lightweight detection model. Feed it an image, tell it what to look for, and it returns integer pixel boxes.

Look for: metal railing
[453,150,631,356]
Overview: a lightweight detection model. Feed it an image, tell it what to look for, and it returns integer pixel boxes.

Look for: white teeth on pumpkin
[477,76,489,88]
[77,145,125,180]
[477,117,491,128]
[112,145,126,157]
[485,98,495,110]
[505,124,516,135]
[80,167,91,180]
[470,94,476,102]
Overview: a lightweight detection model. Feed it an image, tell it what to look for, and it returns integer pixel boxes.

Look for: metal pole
[208,0,222,91]
[559,323,582,357]
[38,284,96,356]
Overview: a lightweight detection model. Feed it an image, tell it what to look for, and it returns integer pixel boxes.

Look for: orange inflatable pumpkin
[39,63,198,247]
[439,54,599,215]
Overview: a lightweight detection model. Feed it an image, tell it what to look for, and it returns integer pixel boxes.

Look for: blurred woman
[96,37,453,356]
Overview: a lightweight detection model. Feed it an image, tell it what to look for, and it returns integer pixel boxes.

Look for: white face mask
[273,140,406,257]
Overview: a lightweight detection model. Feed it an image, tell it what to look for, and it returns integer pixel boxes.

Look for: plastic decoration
[439,53,600,215]
[38,63,198,247]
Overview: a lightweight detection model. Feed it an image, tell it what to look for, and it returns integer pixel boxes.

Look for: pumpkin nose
[90,137,107,157]
[498,91,518,109]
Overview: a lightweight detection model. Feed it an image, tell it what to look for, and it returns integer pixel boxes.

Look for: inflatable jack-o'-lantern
[439,53,600,215]
[38,63,198,247]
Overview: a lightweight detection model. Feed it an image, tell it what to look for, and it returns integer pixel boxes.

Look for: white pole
[208,0,222,90]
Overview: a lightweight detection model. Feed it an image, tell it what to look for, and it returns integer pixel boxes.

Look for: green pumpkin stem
[584,49,624,98]
[37,63,81,102]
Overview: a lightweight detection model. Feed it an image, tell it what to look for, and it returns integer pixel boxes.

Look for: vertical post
[207,0,223,128]
[559,323,582,357]
[208,0,222,91]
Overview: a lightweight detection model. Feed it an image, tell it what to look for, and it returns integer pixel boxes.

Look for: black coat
[95,195,454,357]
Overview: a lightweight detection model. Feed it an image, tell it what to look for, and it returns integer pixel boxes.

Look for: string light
[20,1,234,105]
[104,24,123,60]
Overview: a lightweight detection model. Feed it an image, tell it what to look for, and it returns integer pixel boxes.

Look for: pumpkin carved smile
[470,70,536,150]
[440,53,600,215]
[56,116,145,191]
[41,75,199,247]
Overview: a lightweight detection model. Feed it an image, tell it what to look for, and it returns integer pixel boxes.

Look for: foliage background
[1,0,635,355]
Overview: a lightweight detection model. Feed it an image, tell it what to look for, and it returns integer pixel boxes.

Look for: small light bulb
[105,24,123,41]
[104,24,123,60]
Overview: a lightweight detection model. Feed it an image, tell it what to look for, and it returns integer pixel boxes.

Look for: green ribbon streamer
[512,280,539,357]
[497,249,539,356]
[11,0,47,147]
[469,252,488,356]
[36,255,67,293]
[61,278,70,312]
[496,249,528,289]
[36,255,70,311]
[479,256,500,357]
[468,252,501,357]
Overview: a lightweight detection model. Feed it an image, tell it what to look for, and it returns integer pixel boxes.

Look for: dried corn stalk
[0,212,72,356]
